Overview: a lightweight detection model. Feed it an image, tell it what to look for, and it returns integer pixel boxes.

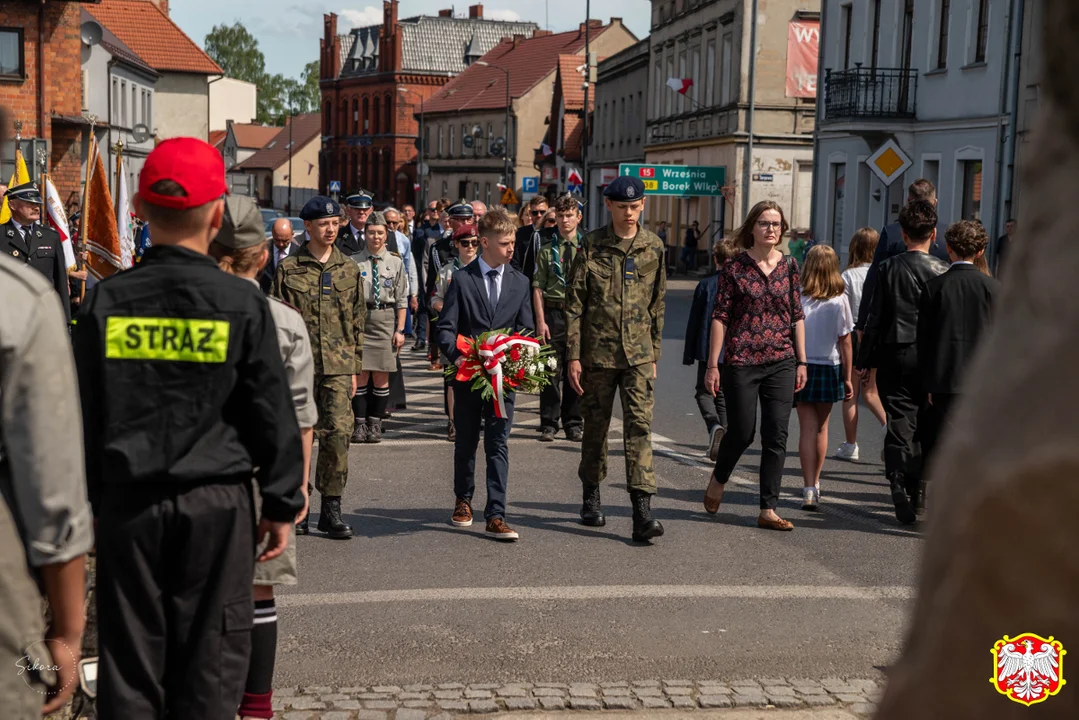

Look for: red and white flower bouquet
[446,329,558,418]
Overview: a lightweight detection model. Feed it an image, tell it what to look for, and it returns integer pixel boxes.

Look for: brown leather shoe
[703,474,724,514]
[485,517,519,541]
[451,498,473,527]
[757,515,794,531]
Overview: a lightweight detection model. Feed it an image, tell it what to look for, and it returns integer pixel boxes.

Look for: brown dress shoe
[451,498,473,527]
[703,474,724,514]
[485,517,519,541]
[757,515,794,531]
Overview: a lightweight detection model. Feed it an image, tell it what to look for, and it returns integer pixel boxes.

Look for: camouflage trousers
[578,364,657,494]
[315,374,353,497]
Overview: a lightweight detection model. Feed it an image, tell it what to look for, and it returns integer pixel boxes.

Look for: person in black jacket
[2,182,71,320]
[72,138,304,719]
[917,220,999,473]
[857,199,948,525]
[855,179,950,331]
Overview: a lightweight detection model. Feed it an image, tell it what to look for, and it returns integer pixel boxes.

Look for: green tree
[299,60,322,113]
[204,22,265,85]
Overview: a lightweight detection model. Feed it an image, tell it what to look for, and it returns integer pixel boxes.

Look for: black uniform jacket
[71,246,304,522]
[337,224,400,256]
[2,219,71,320]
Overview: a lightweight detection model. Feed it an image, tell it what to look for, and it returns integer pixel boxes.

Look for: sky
[170,0,652,81]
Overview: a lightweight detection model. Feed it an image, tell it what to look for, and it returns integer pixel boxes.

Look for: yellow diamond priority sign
[866,139,912,187]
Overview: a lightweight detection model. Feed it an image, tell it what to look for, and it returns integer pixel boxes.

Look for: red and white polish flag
[666,77,693,95]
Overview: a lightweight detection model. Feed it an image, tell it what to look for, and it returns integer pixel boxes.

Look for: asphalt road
[276,278,920,688]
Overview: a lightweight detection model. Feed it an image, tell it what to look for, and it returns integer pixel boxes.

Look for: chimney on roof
[438,8,453,17]
[533,29,553,37]
[512,33,526,48]
[610,17,622,24]
[469,4,483,18]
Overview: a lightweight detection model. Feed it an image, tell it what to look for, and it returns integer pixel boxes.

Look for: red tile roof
[558,55,587,110]
[423,23,613,115]
[233,114,322,171]
[537,55,598,162]
[231,124,282,150]
[87,0,223,75]
[209,130,227,148]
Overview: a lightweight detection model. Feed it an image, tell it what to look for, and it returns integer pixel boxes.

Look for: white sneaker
[835,442,859,461]
[707,425,726,461]
[802,487,819,510]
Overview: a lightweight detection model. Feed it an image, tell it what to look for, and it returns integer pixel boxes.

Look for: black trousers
[453,381,514,521]
[97,481,256,720]
[539,307,582,432]
[713,358,796,510]
[694,360,727,433]
[875,344,928,488]
[920,392,957,479]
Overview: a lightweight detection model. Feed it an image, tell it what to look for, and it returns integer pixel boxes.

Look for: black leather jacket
[857,250,949,368]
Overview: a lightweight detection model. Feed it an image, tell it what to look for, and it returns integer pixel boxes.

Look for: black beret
[603,176,646,202]
[300,195,341,220]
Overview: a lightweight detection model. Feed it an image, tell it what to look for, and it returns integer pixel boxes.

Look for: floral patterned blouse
[713,252,804,366]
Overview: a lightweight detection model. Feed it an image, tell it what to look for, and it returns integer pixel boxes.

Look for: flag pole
[113,138,124,217]
[79,116,98,302]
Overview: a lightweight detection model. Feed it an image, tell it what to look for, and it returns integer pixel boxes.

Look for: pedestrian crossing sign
[866,140,912,187]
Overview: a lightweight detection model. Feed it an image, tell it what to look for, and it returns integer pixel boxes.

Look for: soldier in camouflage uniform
[272,195,366,539]
[565,176,666,542]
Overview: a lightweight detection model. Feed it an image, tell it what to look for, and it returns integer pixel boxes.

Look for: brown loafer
[703,475,724,514]
[757,515,794,531]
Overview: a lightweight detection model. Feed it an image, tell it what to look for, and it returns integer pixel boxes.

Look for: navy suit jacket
[855,220,950,330]
[259,240,302,293]
[436,260,534,364]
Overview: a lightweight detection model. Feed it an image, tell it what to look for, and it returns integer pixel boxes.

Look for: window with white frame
[974,0,989,63]
[0,28,24,78]
[720,33,733,105]
[705,39,716,106]
[120,80,128,127]
[841,4,853,70]
[960,160,983,220]
[437,124,444,157]
[449,124,456,157]
[936,0,951,69]
[665,54,675,115]
[653,58,662,117]
[690,46,701,108]
[677,49,686,114]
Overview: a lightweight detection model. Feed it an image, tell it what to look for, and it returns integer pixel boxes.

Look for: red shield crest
[991,633,1066,706]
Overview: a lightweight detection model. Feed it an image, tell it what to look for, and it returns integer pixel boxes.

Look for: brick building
[0,0,89,205]
[319,1,536,208]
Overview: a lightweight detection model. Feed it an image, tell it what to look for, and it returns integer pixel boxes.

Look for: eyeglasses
[456,238,480,247]
[756,221,783,231]
[530,210,546,216]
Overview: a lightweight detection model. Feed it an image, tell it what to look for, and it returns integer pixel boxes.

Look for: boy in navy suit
[918,220,999,482]
[437,208,534,541]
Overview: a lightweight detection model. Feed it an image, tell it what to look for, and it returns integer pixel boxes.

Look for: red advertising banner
[786,20,820,98]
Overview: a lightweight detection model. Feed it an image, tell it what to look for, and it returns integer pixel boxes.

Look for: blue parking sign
[522,176,539,193]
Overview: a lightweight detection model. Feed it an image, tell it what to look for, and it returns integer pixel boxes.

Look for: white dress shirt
[477,255,505,306]
[394,230,418,297]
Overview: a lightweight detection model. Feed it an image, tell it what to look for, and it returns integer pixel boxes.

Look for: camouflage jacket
[272,244,366,376]
[566,224,666,369]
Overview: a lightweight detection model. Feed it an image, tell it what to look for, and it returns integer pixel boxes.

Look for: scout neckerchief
[371,252,381,304]
[552,230,580,288]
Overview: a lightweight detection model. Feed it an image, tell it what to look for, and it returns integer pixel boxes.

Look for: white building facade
[813,0,1034,257]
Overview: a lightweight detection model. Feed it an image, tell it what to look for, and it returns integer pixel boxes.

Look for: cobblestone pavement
[269,677,882,719]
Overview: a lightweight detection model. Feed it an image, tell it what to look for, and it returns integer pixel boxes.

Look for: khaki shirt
[245,278,318,429]
[565,224,666,369]
[533,228,582,303]
[351,247,409,310]
[272,244,366,376]
[434,258,466,306]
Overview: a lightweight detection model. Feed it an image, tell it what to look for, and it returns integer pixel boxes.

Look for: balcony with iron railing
[823,65,918,123]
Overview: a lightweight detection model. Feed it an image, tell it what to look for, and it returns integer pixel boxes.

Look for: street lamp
[286,88,295,215]
[474,61,512,198]
[399,87,425,210]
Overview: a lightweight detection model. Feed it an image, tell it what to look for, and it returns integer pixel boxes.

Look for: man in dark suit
[336,190,373,255]
[2,182,71,319]
[856,179,950,330]
[917,220,999,472]
[437,208,534,542]
[259,217,302,293]
[511,194,548,283]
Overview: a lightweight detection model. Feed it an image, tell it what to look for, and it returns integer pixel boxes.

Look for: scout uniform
[533,224,584,440]
[2,181,71,320]
[350,212,408,442]
[0,253,92,720]
[272,195,366,540]
[72,138,305,718]
[565,176,666,542]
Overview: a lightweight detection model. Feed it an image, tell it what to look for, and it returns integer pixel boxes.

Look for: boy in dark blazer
[436,208,534,541]
[918,220,999,473]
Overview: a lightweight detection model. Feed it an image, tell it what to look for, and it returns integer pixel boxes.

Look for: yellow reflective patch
[105,317,230,363]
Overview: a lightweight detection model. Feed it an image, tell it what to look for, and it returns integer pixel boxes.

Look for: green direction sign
[618,164,726,197]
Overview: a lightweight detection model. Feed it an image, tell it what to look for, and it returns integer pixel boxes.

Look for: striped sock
[370,386,390,420]
[243,599,278,699]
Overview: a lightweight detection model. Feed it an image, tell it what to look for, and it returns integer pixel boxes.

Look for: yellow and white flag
[0,148,30,224]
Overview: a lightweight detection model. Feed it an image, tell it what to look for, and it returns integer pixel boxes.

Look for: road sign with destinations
[618,164,726,197]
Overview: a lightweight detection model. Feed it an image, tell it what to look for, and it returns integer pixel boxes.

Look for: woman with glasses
[702,200,808,531]
[432,224,481,441]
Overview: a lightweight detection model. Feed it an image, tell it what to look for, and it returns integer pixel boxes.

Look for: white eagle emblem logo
[626,186,636,197]
[325,202,334,214]
[993,635,1065,705]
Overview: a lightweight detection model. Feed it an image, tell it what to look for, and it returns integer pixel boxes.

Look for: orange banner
[786,20,820,99]
[85,140,121,281]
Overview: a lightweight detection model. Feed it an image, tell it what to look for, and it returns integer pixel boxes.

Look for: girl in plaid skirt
[796,246,855,509]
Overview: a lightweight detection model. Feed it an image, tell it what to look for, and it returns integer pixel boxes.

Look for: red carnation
[510,347,521,361]
[516,367,526,380]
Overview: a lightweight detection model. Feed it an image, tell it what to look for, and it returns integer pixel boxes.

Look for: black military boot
[580,484,606,527]
[296,515,309,535]
[630,489,664,542]
[888,473,916,525]
[913,479,928,517]
[317,496,354,539]
[366,418,383,443]
[350,419,367,444]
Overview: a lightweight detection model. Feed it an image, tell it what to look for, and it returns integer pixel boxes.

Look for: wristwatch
[796,361,808,367]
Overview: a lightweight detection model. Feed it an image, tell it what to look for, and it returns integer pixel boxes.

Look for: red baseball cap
[139,137,227,209]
